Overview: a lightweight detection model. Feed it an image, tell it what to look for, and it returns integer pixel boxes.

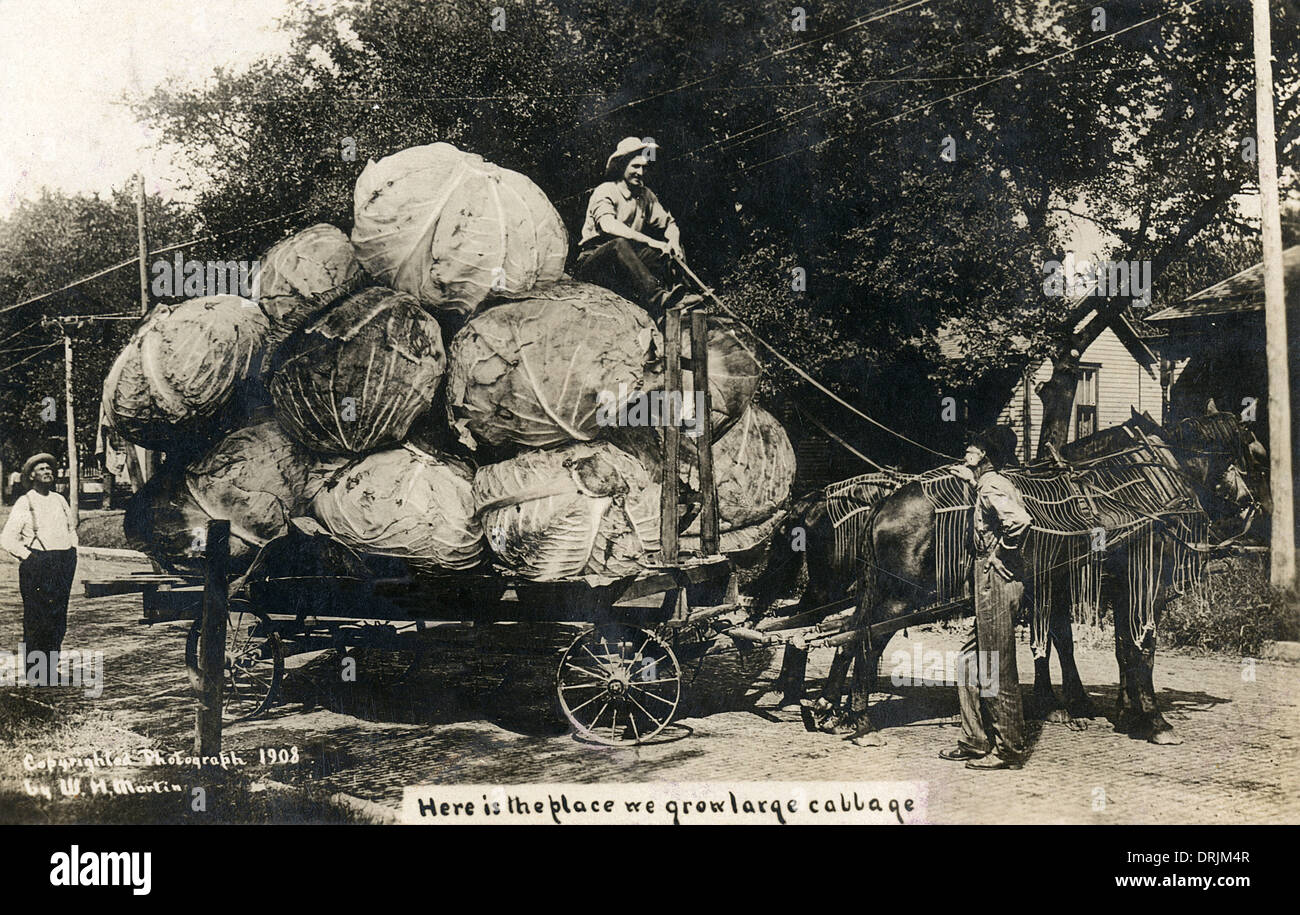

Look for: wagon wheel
[556,624,681,746]
[185,601,284,723]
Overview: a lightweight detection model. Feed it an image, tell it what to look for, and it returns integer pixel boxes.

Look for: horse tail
[852,503,882,629]
[743,490,821,609]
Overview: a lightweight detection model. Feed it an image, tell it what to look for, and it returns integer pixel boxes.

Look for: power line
[0,342,57,356]
[563,0,934,136]
[0,319,42,349]
[0,341,59,377]
[694,0,1104,161]
[743,0,1205,174]
[0,205,312,318]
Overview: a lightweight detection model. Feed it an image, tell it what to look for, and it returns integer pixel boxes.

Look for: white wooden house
[989,314,1169,461]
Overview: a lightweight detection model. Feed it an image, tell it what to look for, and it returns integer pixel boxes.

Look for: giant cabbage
[254,223,364,353]
[124,420,313,573]
[653,315,761,441]
[103,296,269,450]
[447,281,660,448]
[271,286,447,454]
[473,442,660,581]
[351,143,568,316]
[311,445,483,571]
[681,403,796,546]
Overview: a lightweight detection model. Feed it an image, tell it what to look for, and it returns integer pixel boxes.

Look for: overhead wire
[0,341,60,376]
[0,205,313,318]
[692,0,1103,161]
[565,0,936,133]
[741,0,1207,173]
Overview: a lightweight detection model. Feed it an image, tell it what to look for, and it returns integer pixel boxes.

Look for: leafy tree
[0,189,197,470]
[132,0,1300,468]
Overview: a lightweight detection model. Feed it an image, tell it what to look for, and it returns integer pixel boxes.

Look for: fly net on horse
[824,472,914,566]
[911,433,1210,656]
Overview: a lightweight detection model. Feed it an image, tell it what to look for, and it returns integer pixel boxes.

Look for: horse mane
[1167,411,1250,466]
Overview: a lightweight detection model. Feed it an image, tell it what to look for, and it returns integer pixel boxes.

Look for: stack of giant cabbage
[107,141,793,581]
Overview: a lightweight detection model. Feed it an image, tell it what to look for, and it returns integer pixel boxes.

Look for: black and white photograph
[0,0,1295,873]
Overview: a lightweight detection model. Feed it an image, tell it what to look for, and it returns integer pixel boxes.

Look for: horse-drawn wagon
[83,304,774,747]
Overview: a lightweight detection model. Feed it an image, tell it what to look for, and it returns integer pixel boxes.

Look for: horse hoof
[820,717,849,735]
[1044,708,1071,725]
[1065,716,1088,732]
[850,732,888,748]
[1067,699,1099,720]
[1149,729,1183,746]
[799,703,819,733]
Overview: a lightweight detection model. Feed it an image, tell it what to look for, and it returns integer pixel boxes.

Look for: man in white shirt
[573,137,702,320]
[2,453,79,653]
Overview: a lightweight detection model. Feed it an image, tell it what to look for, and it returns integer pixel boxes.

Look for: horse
[755,406,1265,746]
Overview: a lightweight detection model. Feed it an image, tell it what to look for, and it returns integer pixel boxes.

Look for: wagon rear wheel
[185,601,284,722]
[556,624,681,746]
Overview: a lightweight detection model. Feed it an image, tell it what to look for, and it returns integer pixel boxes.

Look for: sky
[0,0,302,214]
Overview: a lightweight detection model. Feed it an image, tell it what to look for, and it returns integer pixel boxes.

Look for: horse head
[1168,406,1268,539]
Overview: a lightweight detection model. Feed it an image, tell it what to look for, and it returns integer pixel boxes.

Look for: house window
[1075,365,1099,439]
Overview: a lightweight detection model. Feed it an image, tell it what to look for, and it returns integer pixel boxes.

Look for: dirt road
[2,555,1297,824]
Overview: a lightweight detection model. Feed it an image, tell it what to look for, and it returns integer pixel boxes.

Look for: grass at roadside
[1163,552,1300,656]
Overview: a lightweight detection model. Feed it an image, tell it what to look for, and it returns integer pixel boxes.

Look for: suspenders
[24,492,68,552]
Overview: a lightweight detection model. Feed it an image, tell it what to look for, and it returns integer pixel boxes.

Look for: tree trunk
[1035,347,1081,459]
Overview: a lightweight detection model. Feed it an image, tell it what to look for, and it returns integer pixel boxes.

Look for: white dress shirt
[1,490,78,560]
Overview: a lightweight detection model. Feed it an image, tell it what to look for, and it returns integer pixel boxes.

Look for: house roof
[1145,245,1300,323]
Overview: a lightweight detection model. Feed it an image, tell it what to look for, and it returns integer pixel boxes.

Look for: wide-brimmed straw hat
[605,137,658,172]
[21,452,57,486]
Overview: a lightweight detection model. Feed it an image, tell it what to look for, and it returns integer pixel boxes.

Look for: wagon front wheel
[556,624,681,746]
[185,602,284,723]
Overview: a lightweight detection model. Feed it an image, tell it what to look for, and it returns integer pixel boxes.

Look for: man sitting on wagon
[573,137,702,320]
[942,425,1030,770]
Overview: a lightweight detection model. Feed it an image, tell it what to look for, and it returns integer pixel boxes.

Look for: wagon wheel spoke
[587,700,611,733]
[629,684,676,708]
[580,643,615,672]
[565,689,610,717]
[562,661,609,682]
[624,691,665,729]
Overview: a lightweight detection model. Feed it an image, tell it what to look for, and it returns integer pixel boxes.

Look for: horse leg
[848,639,888,746]
[1137,584,1180,745]
[1109,577,1147,735]
[1048,604,1096,726]
[801,647,853,733]
[1134,632,1180,745]
[773,644,808,707]
[1029,636,1062,722]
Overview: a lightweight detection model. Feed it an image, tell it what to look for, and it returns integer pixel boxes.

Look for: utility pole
[62,327,79,520]
[135,173,155,483]
[1252,0,1296,590]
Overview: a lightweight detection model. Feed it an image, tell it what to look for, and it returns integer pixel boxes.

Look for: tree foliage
[0,190,197,467]
[6,0,1297,472]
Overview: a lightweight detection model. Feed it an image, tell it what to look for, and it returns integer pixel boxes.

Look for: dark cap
[968,425,1019,470]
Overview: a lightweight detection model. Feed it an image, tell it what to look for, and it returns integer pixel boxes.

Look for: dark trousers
[573,238,676,319]
[19,548,77,654]
[955,554,1026,758]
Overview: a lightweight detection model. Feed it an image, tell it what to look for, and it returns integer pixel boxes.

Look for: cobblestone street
[2,555,1297,824]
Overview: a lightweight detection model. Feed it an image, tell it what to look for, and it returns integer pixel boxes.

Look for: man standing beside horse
[942,426,1030,770]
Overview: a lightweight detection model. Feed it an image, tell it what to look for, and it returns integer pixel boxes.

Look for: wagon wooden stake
[195,520,230,757]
